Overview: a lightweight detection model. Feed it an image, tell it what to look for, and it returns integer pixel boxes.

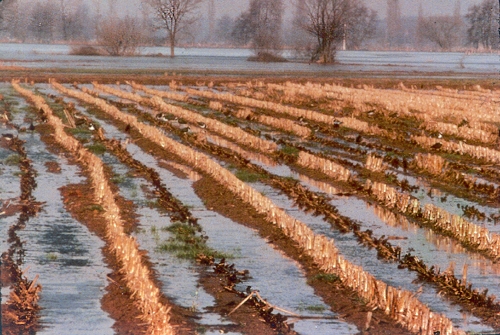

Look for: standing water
[13,126,114,334]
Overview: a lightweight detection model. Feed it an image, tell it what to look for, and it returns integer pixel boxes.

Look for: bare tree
[386,0,403,47]
[295,0,374,63]
[65,3,93,42]
[417,15,463,50]
[97,15,144,56]
[232,0,284,57]
[59,0,72,41]
[58,0,92,42]
[92,0,103,39]
[146,0,203,57]
[28,2,60,43]
[231,12,254,46]
[465,0,499,49]
[0,0,29,41]
[344,5,377,49]
[215,15,235,45]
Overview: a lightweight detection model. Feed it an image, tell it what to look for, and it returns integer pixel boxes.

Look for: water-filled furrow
[0,138,22,306]
[402,175,500,230]
[97,149,239,333]
[14,130,115,335]
[48,81,498,334]
[92,115,359,334]
[328,196,500,294]
[125,144,358,335]
[79,86,500,312]
[246,181,493,333]
[101,88,500,298]
[209,135,500,314]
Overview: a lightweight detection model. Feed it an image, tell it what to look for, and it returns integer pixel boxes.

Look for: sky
[211,0,487,19]
[87,0,488,20]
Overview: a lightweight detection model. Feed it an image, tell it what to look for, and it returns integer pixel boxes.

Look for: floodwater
[0,102,114,333]
[89,112,359,334]
[131,148,358,335]
[60,80,500,333]
[0,43,498,77]
[248,181,493,334]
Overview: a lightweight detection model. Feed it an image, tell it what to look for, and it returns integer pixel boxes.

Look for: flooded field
[0,43,499,77]
[0,56,499,335]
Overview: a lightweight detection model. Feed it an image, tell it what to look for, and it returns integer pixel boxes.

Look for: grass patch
[310,273,340,283]
[4,154,21,166]
[85,143,107,155]
[304,305,327,312]
[87,204,104,212]
[67,127,92,136]
[111,173,127,184]
[297,302,327,313]
[235,169,266,183]
[279,145,300,158]
[157,222,232,260]
[45,253,58,261]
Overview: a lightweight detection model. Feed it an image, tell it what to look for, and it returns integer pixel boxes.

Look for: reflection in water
[204,133,277,166]
[297,173,342,195]
[371,197,500,297]
[18,137,114,335]
[159,160,202,181]
[372,203,418,232]
[123,143,358,334]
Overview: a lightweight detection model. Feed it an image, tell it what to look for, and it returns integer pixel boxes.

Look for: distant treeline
[0,0,497,60]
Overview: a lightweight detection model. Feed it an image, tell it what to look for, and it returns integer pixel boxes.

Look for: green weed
[86,143,107,155]
[4,154,21,166]
[235,169,265,183]
[157,222,232,260]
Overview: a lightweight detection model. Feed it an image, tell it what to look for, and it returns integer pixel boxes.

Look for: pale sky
[211,0,486,19]
[95,0,488,20]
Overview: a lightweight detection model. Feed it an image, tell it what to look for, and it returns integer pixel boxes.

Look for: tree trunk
[169,32,175,57]
[317,38,335,63]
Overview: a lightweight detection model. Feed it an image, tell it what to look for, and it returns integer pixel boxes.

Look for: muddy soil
[194,175,412,335]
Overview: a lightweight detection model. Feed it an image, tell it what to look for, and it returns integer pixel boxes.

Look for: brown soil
[23,119,197,334]
[77,104,404,333]
[194,175,412,335]
[2,69,499,91]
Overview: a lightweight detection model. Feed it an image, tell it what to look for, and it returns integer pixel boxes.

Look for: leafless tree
[97,15,144,56]
[232,0,284,57]
[465,0,499,49]
[386,0,403,47]
[0,0,29,41]
[417,15,463,50]
[344,5,377,49]
[59,0,72,41]
[215,15,235,45]
[56,0,92,42]
[92,0,103,39]
[65,3,93,42]
[28,2,59,43]
[146,0,203,57]
[295,0,375,63]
